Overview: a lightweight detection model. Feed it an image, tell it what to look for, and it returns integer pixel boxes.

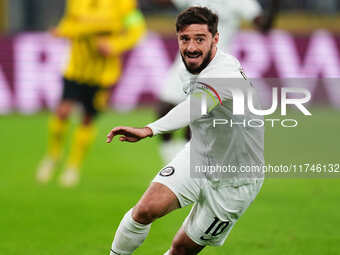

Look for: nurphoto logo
[198,80,312,128]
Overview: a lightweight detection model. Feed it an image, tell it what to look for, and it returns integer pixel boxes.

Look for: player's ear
[213,32,219,45]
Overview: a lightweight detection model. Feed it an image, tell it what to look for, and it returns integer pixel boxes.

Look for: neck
[209,46,217,62]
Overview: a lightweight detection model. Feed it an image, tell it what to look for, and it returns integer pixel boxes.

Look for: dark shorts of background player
[61,77,111,117]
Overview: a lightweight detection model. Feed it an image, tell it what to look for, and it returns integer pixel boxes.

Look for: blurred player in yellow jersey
[36,0,146,187]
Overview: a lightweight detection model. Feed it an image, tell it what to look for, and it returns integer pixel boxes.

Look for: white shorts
[152,144,263,246]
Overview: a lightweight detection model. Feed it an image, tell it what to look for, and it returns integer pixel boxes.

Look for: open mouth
[185,52,202,59]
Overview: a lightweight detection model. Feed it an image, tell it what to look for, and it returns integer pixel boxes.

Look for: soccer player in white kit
[107,7,264,255]
[157,0,278,163]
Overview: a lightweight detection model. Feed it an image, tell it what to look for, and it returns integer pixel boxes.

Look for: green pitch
[0,107,339,255]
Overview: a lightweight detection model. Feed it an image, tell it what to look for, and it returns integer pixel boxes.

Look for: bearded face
[178,24,219,74]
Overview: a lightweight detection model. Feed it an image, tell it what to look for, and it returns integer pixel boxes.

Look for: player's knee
[56,111,69,121]
[56,103,72,121]
[169,242,196,255]
[169,234,202,255]
[132,202,161,225]
[169,244,186,255]
[82,114,94,125]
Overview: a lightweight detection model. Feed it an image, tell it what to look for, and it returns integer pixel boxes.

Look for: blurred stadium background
[0,1,339,254]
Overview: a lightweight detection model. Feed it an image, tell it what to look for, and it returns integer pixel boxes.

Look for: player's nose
[187,40,197,52]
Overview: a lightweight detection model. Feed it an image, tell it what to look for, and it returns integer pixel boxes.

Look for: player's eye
[196,38,204,43]
[180,36,189,42]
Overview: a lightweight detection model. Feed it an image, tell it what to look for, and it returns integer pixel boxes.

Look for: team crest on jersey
[159,166,175,177]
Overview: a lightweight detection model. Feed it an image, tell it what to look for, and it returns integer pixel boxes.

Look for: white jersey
[159,0,262,104]
[152,51,264,246]
[149,50,264,186]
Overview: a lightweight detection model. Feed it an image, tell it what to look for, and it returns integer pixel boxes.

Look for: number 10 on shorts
[200,217,230,241]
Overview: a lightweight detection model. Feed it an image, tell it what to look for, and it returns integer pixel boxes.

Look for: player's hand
[49,27,62,37]
[106,126,153,143]
[96,39,113,57]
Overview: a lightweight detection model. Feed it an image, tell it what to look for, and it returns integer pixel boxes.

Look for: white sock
[110,209,151,255]
[163,250,170,255]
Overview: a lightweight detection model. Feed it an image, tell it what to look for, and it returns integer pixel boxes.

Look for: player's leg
[132,182,180,224]
[36,78,75,183]
[59,113,96,187]
[60,85,108,187]
[165,179,265,254]
[47,100,73,160]
[165,227,204,255]
[110,145,200,255]
[111,182,180,255]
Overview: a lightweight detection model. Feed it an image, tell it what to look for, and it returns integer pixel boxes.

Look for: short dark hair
[176,7,218,36]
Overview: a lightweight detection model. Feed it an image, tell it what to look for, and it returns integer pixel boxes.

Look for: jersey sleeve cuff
[145,123,160,136]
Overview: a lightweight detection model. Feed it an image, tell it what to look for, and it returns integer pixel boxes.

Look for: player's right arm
[106,99,192,144]
[146,88,217,136]
[106,126,153,143]
[106,89,215,143]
